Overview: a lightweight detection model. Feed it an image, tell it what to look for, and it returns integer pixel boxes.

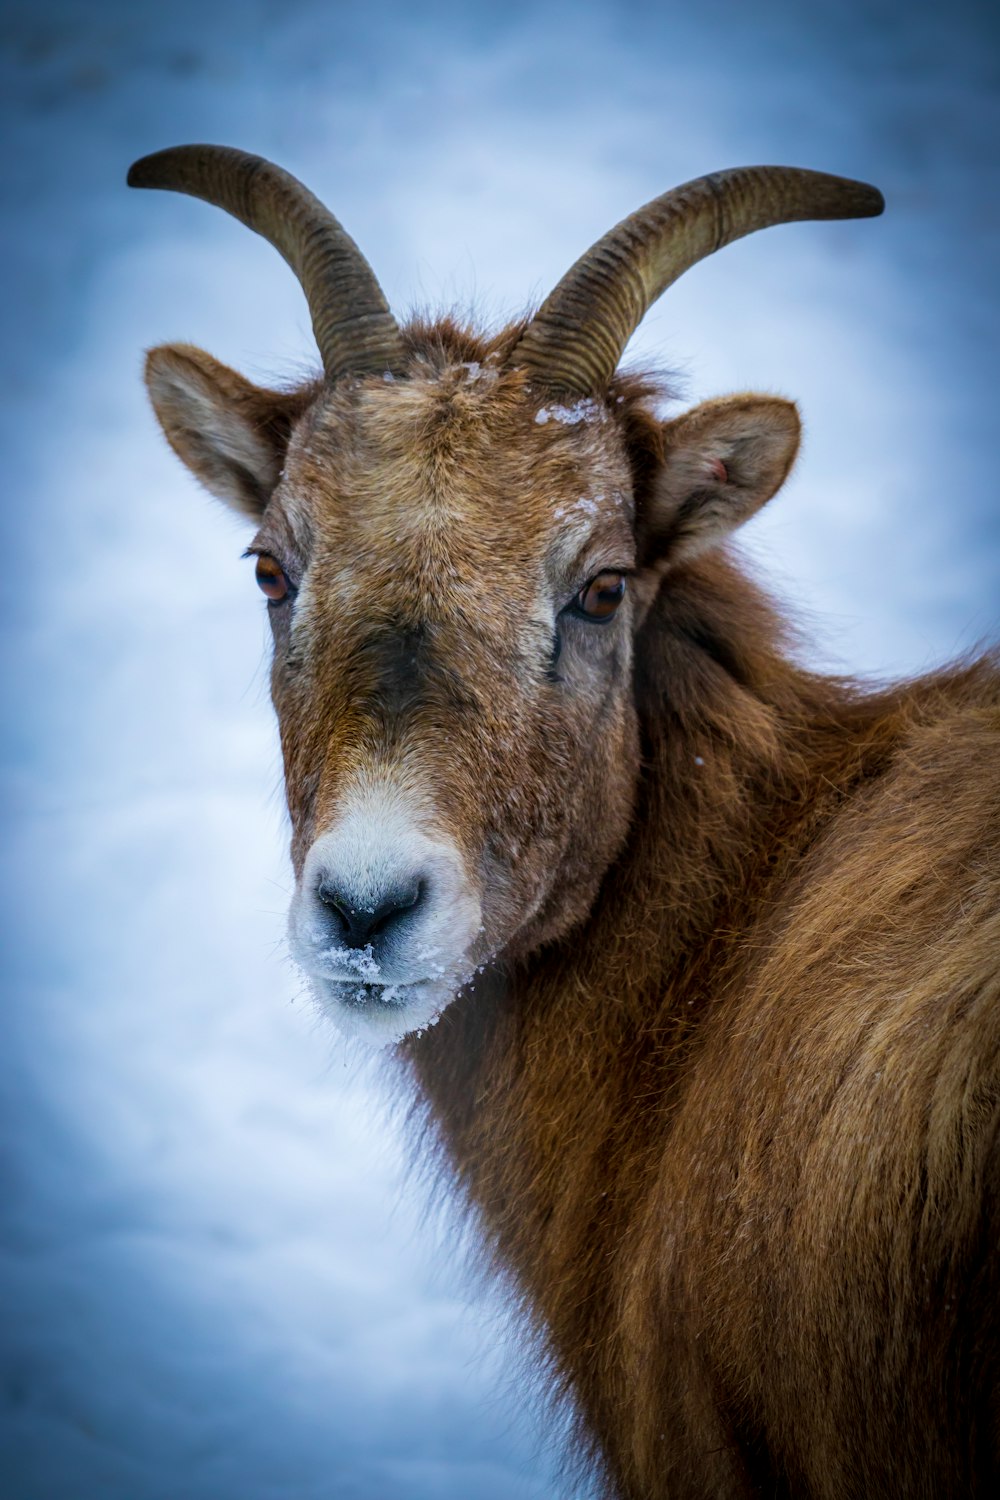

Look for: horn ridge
[512,165,885,396]
[128,144,406,383]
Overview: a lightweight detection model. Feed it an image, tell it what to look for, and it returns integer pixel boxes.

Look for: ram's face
[146,334,800,1042]
[252,364,641,1039]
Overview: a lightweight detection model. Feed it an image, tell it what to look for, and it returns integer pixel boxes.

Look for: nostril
[317,883,354,942]
[368,879,423,938]
[317,878,426,950]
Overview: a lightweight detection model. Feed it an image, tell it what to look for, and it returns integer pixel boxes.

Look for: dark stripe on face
[355,618,489,728]
[358,623,431,719]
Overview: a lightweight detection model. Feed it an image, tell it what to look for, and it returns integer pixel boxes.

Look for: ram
[130,145,1000,1499]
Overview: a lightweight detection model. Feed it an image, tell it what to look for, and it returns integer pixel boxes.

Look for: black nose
[317,879,424,950]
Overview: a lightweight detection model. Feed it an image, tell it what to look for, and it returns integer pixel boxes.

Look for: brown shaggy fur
[146,316,1000,1499]
[408,579,1000,1498]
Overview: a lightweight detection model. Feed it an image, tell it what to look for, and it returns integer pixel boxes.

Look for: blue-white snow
[1,2,998,1497]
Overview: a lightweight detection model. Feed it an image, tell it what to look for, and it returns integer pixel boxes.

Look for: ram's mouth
[309,972,459,1043]
[337,980,408,1009]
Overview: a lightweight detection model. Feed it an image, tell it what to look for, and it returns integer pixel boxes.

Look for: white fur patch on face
[545,490,636,604]
[288,781,484,1045]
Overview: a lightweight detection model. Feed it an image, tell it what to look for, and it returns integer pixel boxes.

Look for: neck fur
[400,549,936,1471]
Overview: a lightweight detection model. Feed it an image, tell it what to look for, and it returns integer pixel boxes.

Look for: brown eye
[254,553,290,603]
[575,570,626,621]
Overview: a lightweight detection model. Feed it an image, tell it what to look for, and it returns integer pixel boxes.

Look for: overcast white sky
[1,2,998,1497]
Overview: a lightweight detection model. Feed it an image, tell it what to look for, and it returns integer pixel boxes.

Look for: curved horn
[511,166,884,396]
[128,145,406,383]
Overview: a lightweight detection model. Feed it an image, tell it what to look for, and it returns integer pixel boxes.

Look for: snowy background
[1,1,998,1497]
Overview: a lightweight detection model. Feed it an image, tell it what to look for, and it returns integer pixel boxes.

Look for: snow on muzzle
[288,788,484,1042]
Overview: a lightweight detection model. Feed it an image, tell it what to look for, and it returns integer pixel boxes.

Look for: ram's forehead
[278,366,633,549]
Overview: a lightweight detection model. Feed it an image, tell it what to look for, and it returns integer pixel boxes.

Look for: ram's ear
[144,344,312,520]
[639,395,801,569]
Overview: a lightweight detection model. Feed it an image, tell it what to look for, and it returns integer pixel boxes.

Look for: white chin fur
[308,973,460,1044]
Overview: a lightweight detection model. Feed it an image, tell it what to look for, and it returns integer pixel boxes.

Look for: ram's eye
[574,571,626,621]
[255,554,290,603]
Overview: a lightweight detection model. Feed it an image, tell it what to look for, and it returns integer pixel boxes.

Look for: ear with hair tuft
[144,344,309,520]
[640,395,801,569]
